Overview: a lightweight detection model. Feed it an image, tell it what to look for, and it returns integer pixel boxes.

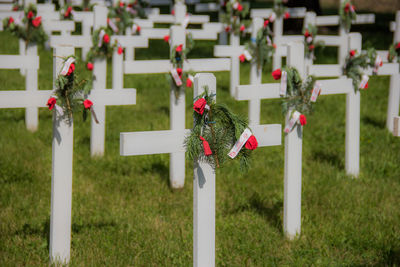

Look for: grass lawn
[1,10,400,266]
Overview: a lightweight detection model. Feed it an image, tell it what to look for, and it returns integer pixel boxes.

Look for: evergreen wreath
[339,0,356,33]
[343,48,377,91]
[276,67,317,116]
[244,19,275,71]
[303,23,325,59]
[12,2,23,11]
[2,3,48,46]
[49,56,95,124]
[108,1,134,33]
[60,5,74,20]
[128,0,149,19]
[273,0,288,18]
[184,88,258,172]
[388,42,400,63]
[220,0,251,36]
[81,0,94,11]
[167,33,195,99]
[86,27,116,63]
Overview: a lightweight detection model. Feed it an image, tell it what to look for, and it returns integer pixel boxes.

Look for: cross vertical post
[193,73,216,267]
[345,33,361,177]
[387,74,400,132]
[25,44,39,131]
[49,45,75,265]
[272,16,284,70]
[283,41,305,239]
[169,25,186,188]
[248,17,263,126]
[91,5,108,156]
[229,33,240,96]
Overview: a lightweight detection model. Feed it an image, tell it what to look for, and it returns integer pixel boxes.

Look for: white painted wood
[25,44,38,132]
[170,25,186,188]
[393,116,400,136]
[249,17,263,126]
[250,7,307,19]
[193,73,216,267]
[395,11,400,43]
[315,14,375,26]
[387,74,400,132]
[49,45,74,265]
[0,55,39,68]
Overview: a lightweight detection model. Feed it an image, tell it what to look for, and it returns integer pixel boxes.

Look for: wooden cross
[120,73,281,266]
[236,40,359,238]
[122,25,230,188]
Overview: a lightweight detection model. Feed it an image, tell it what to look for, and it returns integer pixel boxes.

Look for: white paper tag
[188,74,194,82]
[373,55,382,74]
[279,71,287,96]
[182,14,190,29]
[98,29,105,47]
[359,74,369,89]
[108,19,119,33]
[233,2,239,9]
[15,12,23,26]
[269,12,276,22]
[171,68,182,86]
[60,57,75,76]
[284,111,301,133]
[310,81,321,102]
[306,36,313,44]
[243,49,252,61]
[227,128,252,159]
[266,35,272,45]
[132,24,138,33]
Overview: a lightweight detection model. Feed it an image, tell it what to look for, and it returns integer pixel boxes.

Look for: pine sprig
[339,0,356,33]
[388,42,400,64]
[303,23,325,59]
[221,0,251,36]
[185,88,256,172]
[244,22,275,71]
[53,56,91,124]
[60,5,74,20]
[343,48,376,91]
[273,0,288,18]
[281,67,317,115]
[86,27,116,63]
[108,1,133,33]
[2,3,48,46]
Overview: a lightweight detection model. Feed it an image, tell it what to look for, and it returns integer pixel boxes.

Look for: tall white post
[283,42,304,239]
[49,45,75,265]
[169,25,186,188]
[193,73,216,267]
[345,33,361,177]
[229,33,240,96]
[394,11,400,43]
[387,74,400,132]
[174,2,186,24]
[272,17,283,70]
[112,49,123,90]
[19,39,26,76]
[25,44,38,132]
[218,10,228,45]
[338,0,348,66]
[248,17,263,126]
[90,5,108,156]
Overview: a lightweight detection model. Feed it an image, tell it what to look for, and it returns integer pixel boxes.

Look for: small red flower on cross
[83,99,93,109]
[272,69,282,80]
[47,97,56,110]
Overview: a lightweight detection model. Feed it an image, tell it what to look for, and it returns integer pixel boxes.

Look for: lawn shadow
[140,160,169,187]
[227,192,283,232]
[71,221,117,234]
[312,150,344,169]
[362,115,385,129]
[14,218,50,250]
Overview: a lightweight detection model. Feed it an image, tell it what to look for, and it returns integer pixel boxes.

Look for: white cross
[236,39,360,238]
[50,5,140,157]
[120,73,281,267]
[122,25,230,188]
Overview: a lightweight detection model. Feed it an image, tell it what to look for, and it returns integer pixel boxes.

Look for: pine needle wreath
[2,3,48,46]
[221,0,251,36]
[52,56,93,124]
[167,33,195,99]
[128,0,149,19]
[388,42,400,64]
[303,24,325,59]
[279,67,317,116]
[244,21,275,71]
[273,0,288,18]
[108,1,133,33]
[81,0,94,12]
[343,48,376,91]
[86,27,116,63]
[184,88,257,172]
[339,0,356,33]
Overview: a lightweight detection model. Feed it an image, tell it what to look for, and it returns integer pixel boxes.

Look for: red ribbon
[199,136,212,156]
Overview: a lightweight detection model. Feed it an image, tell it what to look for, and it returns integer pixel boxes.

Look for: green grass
[1,16,400,266]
